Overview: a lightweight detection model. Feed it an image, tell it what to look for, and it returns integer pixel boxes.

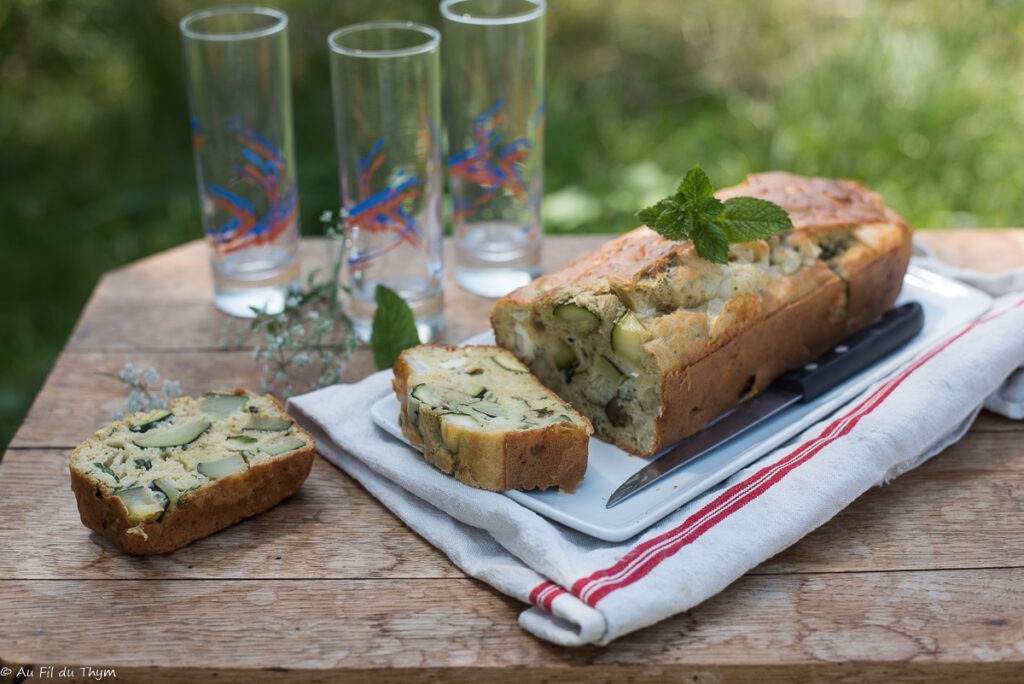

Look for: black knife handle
[774,301,925,402]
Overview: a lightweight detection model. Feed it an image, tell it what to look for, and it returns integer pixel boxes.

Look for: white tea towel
[913,241,1024,419]
[289,256,1024,646]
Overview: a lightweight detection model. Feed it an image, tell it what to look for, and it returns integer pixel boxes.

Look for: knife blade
[605,301,925,508]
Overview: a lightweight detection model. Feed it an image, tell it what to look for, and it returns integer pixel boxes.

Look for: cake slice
[70,389,315,554]
[392,345,593,492]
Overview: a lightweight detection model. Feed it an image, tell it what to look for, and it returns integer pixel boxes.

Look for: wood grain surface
[2,231,1023,683]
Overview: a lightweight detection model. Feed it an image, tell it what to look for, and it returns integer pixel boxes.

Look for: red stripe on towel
[529,581,567,612]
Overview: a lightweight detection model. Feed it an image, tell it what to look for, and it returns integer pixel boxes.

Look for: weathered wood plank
[66,236,608,351]
[3,428,1021,580]
[78,236,611,304]
[1,569,1022,675]
[10,347,1023,451]
[1,663,1020,684]
[763,458,1024,572]
[970,411,1024,433]
[0,450,460,580]
[66,281,497,353]
[10,350,360,449]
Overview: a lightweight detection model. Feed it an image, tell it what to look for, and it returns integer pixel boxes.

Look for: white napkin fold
[289,252,1024,646]
[913,242,1024,419]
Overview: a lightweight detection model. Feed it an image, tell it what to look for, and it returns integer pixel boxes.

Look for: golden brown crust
[69,391,316,554]
[651,274,848,450]
[70,446,314,554]
[392,345,591,492]
[500,424,588,492]
[504,173,910,315]
[491,172,913,456]
[392,351,419,448]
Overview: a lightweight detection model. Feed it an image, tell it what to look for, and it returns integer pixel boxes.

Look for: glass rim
[180,5,288,41]
[328,21,440,59]
[440,0,545,26]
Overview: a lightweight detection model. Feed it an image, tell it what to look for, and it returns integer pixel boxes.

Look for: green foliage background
[3,0,1024,449]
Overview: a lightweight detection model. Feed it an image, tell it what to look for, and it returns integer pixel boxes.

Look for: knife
[605,301,925,508]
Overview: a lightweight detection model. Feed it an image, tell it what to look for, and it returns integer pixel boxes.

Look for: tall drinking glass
[441,0,545,298]
[180,6,301,317]
[329,22,445,342]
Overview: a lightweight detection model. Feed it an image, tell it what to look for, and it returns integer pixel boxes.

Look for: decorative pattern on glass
[449,98,543,239]
[342,137,426,271]
[195,115,297,255]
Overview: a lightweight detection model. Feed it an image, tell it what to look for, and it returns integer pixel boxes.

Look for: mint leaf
[677,165,715,205]
[636,165,793,265]
[370,285,421,371]
[691,193,726,226]
[718,196,793,243]
[637,198,690,240]
[689,221,730,265]
[636,204,664,228]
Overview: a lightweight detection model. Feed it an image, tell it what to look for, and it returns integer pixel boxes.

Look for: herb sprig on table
[637,165,793,264]
[105,214,421,414]
[219,212,420,395]
[108,295,417,417]
[245,266,359,397]
[240,213,421,389]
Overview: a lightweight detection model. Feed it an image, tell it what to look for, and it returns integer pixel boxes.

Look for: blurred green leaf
[371,286,421,371]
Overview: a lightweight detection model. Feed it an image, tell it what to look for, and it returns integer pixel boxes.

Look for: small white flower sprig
[99,362,183,419]
[246,275,358,397]
[230,211,358,397]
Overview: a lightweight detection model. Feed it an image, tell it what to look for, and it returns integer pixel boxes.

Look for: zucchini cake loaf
[70,390,315,554]
[491,172,913,457]
[393,345,593,492]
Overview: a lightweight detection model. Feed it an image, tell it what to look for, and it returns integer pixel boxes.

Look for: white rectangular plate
[370,266,992,542]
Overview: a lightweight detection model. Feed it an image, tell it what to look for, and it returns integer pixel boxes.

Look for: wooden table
[2,232,1023,683]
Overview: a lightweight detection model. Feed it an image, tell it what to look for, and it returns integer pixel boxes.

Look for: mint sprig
[637,165,793,264]
[370,285,421,371]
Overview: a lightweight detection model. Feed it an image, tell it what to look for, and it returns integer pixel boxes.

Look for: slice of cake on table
[392,345,593,492]
[491,172,913,457]
[70,390,315,554]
